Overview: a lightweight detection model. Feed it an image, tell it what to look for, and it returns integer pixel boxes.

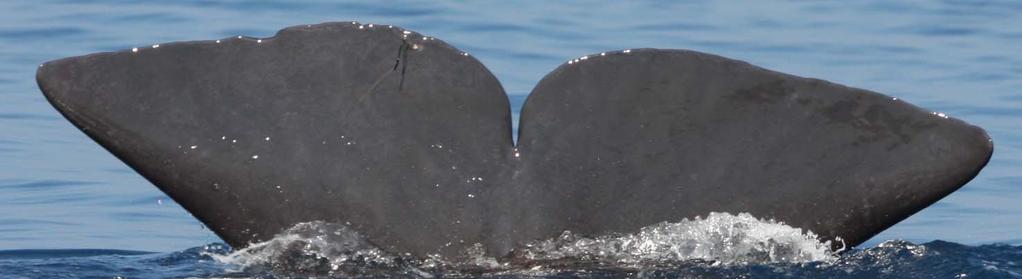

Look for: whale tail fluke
[37,22,992,258]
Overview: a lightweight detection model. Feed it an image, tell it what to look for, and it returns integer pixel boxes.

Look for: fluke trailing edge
[36,22,992,258]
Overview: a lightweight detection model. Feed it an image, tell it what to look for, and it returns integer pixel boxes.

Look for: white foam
[515,212,837,265]
[210,212,836,275]
[209,221,395,275]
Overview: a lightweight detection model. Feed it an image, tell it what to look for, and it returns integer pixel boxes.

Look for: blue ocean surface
[1,0,1020,278]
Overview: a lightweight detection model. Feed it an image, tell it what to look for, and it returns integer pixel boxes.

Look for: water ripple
[0,249,152,259]
[0,113,60,121]
[0,27,87,39]
[0,180,99,190]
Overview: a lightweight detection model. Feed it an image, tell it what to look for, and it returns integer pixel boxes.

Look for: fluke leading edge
[36,22,992,258]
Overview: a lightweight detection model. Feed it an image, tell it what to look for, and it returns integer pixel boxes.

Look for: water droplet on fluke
[131,48,138,53]
[152,44,160,49]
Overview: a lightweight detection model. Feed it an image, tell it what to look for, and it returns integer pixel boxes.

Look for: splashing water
[5,238,1019,278]
[207,221,430,277]
[206,212,837,276]
[514,212,838,265]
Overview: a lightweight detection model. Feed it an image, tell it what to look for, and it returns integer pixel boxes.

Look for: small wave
[209,212,837,276]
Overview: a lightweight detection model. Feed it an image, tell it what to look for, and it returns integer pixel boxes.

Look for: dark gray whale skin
[36,22,992,258]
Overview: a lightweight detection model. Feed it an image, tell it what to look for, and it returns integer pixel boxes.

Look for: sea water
[1,1,1020,278]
